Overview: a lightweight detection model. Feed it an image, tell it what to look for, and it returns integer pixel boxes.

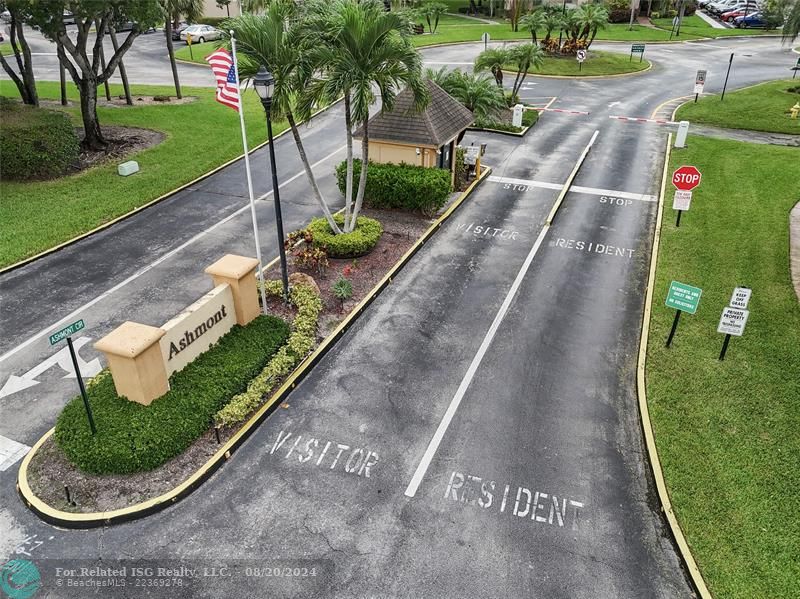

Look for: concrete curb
[16,166,494,529]
[500,58,653,80]
[466,123,532,137]
[0,99,343,275]
[635,133,713,599]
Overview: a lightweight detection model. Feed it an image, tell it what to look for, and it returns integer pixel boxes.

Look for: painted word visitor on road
[443,471,585,530]
[269,430,379,478]
[456,222,520,240]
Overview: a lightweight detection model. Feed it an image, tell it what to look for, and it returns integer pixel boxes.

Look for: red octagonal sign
[672,165,702,191]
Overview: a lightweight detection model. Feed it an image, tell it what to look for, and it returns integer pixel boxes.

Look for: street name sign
[729,287,752,310]
[672,165,702,191]
[665,281,702,314]
[717,306,749,336]
[49,319,85,345]
[631,43,645,53]
[672,190,692,211]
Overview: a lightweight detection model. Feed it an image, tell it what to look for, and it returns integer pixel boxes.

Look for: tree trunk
[1,14,38,105]
[109,27,133,105]
[349,117,369,233]
[57,40,68,106]
[15,18,38,106]
[286,111,342,234]
[165,20,183,99]
[343,92,354,232]
[96,20,112,101]
[79,79,107,151]
[0,51,30,104]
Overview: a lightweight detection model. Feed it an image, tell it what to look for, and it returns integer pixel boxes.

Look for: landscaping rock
[289,272,320,296]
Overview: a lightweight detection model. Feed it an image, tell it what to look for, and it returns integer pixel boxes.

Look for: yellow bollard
[791,102,800,119]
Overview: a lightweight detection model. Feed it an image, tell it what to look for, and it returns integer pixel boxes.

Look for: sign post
[717,287,751,360]
[792,56,800,79]
[720,53,734,101]
[187,33,193,60]
[50,319,96,434]
[694,69,706,103]
[630,43,645,62]
[671,165,702,227]
[576,49,586,72]
[481,32,490,51]
[664,281,702,347]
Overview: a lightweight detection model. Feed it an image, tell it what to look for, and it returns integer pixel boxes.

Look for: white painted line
[0,145,346,366]
[488,176,656,202]
[404,133,599,498]
[0,434,30,471]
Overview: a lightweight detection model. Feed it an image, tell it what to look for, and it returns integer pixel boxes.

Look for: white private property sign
[672,190,692,211]
[729,287,752,310]
[717,306,749,336]
[159,284,237,376]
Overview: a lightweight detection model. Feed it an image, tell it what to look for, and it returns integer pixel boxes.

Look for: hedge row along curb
[16,165,494,528]
[635,133,712,599]
[0,98,343,275]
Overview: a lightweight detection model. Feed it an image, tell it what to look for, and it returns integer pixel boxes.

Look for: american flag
[205,48,240,112]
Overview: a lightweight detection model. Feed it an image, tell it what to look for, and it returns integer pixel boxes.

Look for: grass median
[675,79,800,135]
[0,80,287,268]
[504,49,650,77]
[646,136,800,598]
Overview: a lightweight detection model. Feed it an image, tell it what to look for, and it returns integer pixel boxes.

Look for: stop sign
[672,165,702,191]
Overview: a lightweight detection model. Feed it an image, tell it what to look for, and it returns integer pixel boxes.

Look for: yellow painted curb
[0,98,343,275]
[17,166,494,528]
[650,94,693,120]
[636,133,713,599]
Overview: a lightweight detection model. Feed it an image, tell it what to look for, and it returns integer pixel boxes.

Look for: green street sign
[632,44,646,52]
[665,281,702,315]
[49,319,85,345]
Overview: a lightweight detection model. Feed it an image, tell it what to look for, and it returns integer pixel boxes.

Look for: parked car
[735,11,766,26]
[1,10,11,22]
[721,5,759,21]
[180,24,222,44]
[62,11,75,25]
[708,0,741,15]
[171,22,190,40]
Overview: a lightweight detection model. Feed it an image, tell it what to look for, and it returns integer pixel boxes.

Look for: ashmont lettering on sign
[159,284,237,376]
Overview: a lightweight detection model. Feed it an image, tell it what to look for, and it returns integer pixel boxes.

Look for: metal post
[676,0,685,36]
[721,53,734,101]
[665,310,682,347]
[59,52,67,106]
[694,92,699,103]
[558,0,566,46]
[628,0,636,30]
[67,336,96,434]
[676,209,682,227]
[265,103,291,303]
[719,334,731,360]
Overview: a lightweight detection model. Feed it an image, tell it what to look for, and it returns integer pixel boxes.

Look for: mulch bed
[76,126,165,171]
[25,206,446,514]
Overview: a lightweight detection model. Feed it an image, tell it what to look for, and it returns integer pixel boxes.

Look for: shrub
[454,147,467,190]
[195,16,226,26]
[307,213,383,258]
[473,117,523,133]
[335,159,452,216]
[0,102,79,181]
[522,109,539,127]
[55,316,289,474]
[684,2,697,16]
[215,282,322,427]
[332,276,353,311]
[285,229,329,274]
[605,0,634,22]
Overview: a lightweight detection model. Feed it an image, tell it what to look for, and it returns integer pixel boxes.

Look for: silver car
[180,24,222,44]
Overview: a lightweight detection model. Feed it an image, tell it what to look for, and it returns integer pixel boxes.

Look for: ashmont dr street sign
[48,319,85,345]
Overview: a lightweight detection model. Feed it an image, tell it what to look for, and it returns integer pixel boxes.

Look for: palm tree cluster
[474,43,544,105]
[519,4,609,54]
[425,66,506,120]
[226,0,428,235]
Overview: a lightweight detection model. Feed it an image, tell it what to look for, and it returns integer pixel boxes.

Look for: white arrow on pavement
[0,336,102,399]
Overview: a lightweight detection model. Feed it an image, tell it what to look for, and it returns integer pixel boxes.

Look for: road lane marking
[0,145,347,367]
[0,434,30,471]
[489,176,656,202]
[404,132,600,498]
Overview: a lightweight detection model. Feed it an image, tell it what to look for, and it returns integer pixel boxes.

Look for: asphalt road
[0,35,796,597]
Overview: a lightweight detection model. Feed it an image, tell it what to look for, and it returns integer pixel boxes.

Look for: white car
[180,24,222,44]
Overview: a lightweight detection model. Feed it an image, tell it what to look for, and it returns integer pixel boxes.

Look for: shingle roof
[354,80,474,147]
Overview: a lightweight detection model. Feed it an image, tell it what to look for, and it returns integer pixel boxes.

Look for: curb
[0,99,343,275]
[16,166,494,529]
[500,59,653,80]
[466,123,532,137]
[635,133,713,599]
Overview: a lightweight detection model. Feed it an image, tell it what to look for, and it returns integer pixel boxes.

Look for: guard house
[354,79,474,184]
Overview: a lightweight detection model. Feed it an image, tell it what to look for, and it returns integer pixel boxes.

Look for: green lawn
[647,136,800,599]
[0,80,287,268]
[504,49,650,77]
[651,15,770,37]
[676,79,800,134]
[174,40,223,64]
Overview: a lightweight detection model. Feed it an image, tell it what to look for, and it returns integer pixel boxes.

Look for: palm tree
[782,0,799,41]
[474,47,511,88]
[305,0,427,233]
[519,10,546,44]
[574,4,608,48]
[162,0,204,100]
[424,65,455,88]
[542,11,563,43]
[445,72,505,120]
[227,3,342,233]
[508,43,544,101]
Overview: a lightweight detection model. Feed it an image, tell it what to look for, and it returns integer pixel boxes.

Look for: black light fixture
[253,65,289,302]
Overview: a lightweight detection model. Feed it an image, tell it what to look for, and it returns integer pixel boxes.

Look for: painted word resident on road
[444,471,585,530]
[552,238,635,259]
[456,222,520,240]
[269,430,379,478]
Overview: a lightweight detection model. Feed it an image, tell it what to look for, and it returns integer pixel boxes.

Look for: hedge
[335,159,452,216]
[0,100,79,181]
[215,281,322,427]
[307,213,383,258]
[55,315,289,474]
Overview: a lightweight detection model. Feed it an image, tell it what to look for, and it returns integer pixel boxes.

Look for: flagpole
[230,33,268,315]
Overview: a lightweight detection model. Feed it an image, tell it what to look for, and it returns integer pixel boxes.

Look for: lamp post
[253,66,290,303]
